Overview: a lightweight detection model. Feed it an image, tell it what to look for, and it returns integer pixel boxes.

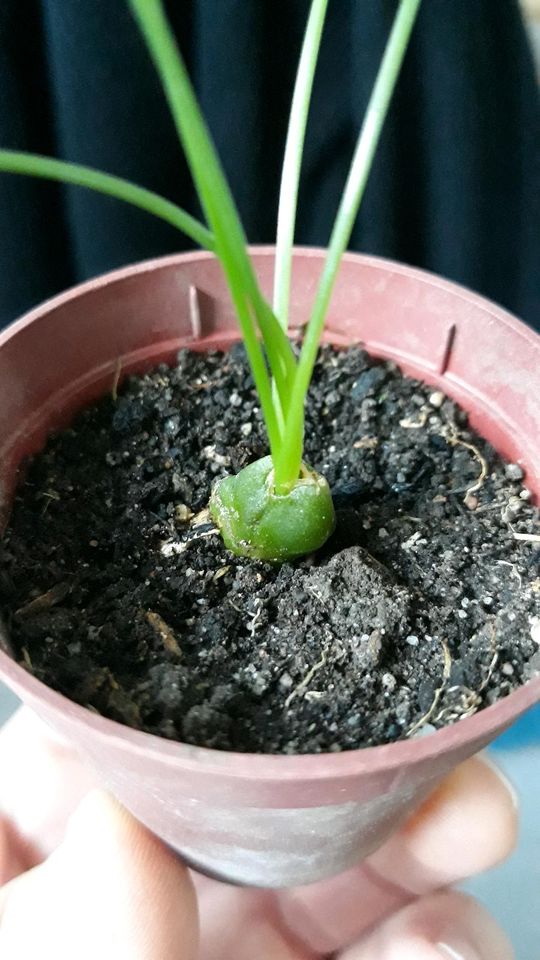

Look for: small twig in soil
[189,378,212,392]
[192,508,212,527]
[15,581,71,619]
[406,637,451,738]
[434,686,481,724]
[407,688,444,737]
[478,649,499,694]
[285,651,328,709]
[228,598,244,615]
[353,436,379,450]
[434,623,498,723]
[443,425,488,500]
[247,599,264,637]
[102,667,120,691]
[474,621,499,696]
[111,358,122,402]
[474,501,506,514]
[509,525,540,544]
[145,611,182,658]
[38,489,61,516]
[399,410,428,430]
[21,646,33,670]
[79,667,120,700]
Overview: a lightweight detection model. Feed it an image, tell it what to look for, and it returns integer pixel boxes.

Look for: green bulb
[209,456,335,563]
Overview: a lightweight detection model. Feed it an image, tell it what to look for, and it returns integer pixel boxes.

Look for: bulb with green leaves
[210,456,335,563]
[0,0,422,563]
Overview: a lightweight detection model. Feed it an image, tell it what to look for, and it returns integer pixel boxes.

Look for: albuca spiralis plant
[0,0,422,562]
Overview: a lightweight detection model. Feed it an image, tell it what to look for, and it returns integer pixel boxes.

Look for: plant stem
[128,0,296,455]
[274,0,422,491]
[0,150,214,251]
[273,0,329,330]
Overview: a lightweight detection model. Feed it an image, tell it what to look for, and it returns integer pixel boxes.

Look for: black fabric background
[0,0,538,330]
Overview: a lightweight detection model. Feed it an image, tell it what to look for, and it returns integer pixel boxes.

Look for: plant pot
[0,248,538,888]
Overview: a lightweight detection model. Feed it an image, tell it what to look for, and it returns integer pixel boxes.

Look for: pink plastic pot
[0,249,539,888]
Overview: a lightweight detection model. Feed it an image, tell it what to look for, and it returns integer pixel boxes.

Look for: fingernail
[437,940,477,960]
[436,910,514,960]
[477,754,519,812]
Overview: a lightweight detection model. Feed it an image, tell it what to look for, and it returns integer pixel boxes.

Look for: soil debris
[1,345,538,753]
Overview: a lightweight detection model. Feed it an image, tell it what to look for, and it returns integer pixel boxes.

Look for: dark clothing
[0,0,538,329]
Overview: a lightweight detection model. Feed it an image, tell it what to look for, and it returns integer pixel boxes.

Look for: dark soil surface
[1,346,539,753]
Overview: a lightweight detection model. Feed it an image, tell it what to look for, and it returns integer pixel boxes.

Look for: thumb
[0,790,198,960]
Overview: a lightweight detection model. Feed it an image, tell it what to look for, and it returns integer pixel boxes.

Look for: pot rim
[2,246,538,352]
[1,247,538,780]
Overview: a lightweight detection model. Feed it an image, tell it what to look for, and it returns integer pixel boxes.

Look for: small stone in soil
[505,463,525,481]
[428,391,445,409]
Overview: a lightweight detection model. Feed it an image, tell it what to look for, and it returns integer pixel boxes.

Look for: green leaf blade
[128,0,298,454]
[274,0,423,490]
[0,150,214,250]
[273,0,329,331]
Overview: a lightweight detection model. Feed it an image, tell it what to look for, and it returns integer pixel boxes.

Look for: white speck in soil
[505,463,525,481]
[428,391,445,409]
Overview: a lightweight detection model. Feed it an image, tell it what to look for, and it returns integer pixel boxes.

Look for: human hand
[0,708,516,959]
